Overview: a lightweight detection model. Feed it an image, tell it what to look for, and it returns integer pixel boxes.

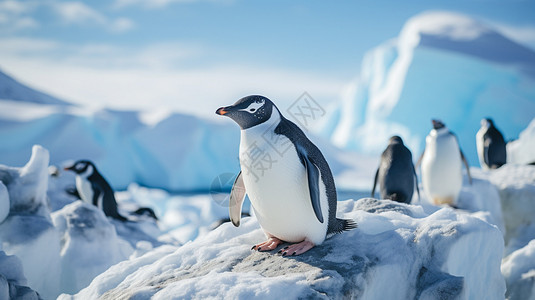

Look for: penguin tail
[328,218,358,236]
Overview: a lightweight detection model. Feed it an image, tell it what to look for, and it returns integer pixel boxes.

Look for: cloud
[0,37,346,118]
[0,0,39,32]
[52,1,107,24]
[113,0,232,9]
[51,1,135,33]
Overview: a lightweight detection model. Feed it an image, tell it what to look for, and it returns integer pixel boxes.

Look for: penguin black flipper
[296,146,324,224]
[451,132,472,185]
[460,150,472,185]
[229,171,247,227]
[371,168,379,198]
[412,164,420,200]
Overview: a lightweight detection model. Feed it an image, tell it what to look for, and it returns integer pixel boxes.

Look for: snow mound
[502,240,535,300]
[0,145,61,299]
[508,118,535,165]
[63,198,505,299]
[318,11,535,166]
[487,164,535,251]
[52,201,133,295]
[0,251,41,300]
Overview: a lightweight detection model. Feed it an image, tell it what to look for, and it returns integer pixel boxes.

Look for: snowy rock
[0,145,61,299]
[51,201,133,295]
[487,165,535,251]
[0,251,41,300]
[63,198,505,299]
[508,118,535,165]
[0,182,9,223]
[318,11,535,166]
[502,240,535,300]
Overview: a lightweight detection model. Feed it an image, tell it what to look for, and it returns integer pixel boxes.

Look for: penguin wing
[412,164,420,200]
[460,150,473,185]
[91,183,102,207]
[483,135,491,166]
[229,171,247,227]
[297,147,324,224]
[371,168,379,198]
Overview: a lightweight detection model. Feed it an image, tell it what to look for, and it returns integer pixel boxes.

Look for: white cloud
[110,17,135,33]
[0,37,346,118]
[52,1,107,24]
[0,0,39,31]
[114,0,231,9]
[51,1,134,33]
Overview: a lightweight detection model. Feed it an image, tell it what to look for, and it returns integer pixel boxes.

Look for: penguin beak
[64,165,74,171]
[216,106,231,116]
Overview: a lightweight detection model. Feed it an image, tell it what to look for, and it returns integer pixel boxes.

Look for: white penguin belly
[239,129,328,245]
[76,176,93,205]
[422,134,462,204]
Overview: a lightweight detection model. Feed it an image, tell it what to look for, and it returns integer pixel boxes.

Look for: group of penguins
[371,118,507,206]
[63,95,509,256]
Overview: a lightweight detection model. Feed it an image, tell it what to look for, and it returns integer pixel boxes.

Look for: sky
[1,0,535,118]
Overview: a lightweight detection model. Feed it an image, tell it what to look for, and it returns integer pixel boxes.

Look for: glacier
[317,11,535,166]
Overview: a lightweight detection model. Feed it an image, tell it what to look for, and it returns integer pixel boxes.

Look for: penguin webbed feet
[251,237,283,252]
[277,240,315,256]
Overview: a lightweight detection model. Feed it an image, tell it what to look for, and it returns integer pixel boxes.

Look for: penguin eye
[250,108,256,112]
[76,163,85,170]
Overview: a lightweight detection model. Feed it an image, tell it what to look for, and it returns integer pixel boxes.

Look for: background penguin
[216,95,356,256]
[476,118,507,170]
[371,136,419,204]
[64,160,127,221]
[418,119,472,207]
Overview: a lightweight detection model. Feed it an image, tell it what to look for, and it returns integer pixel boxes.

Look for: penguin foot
[279,240,315,256]
[251,237,283,252]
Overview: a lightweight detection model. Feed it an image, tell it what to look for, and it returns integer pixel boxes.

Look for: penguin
[216,95,356,256]
[371,136,419,204]
[418,120,472,206]
[64,160,127,221]
[476,118,507,170]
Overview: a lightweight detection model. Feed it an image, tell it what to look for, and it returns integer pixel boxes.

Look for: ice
[507,118,535,165]
[0,145,61,299]
[318,11,535,166]
[502,240,535,300]
[51,201,133,295]
[62,198,505,299]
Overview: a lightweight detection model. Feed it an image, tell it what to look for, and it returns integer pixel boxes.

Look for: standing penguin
[419,120,472,206]
[476,118,507,170]
[371,136,419,204]
[216,95,356,256]
[64,160,127,221]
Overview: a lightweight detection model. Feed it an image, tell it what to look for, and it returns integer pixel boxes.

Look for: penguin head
[389,135,404,145]
[431,119,446,130]
[481,118,494,128]
[216,95,275,130]
[64,160,95,175]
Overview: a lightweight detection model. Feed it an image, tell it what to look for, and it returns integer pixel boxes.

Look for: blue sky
[1,0,534,116]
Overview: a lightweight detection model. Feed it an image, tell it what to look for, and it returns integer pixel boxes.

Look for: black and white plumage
[216,95,355,256]
[64,160,127,221]
[372,136,419,204]
[476,118,507,170]
[418,119,472,206]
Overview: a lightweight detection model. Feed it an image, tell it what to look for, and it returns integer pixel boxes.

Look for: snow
[62,198,506,299]
[508,118,535,165]
[0,10,535,300]
[318,11,535,166]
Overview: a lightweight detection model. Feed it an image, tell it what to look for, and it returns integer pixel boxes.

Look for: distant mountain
[317,11,535,166]
[0,69,71,106]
